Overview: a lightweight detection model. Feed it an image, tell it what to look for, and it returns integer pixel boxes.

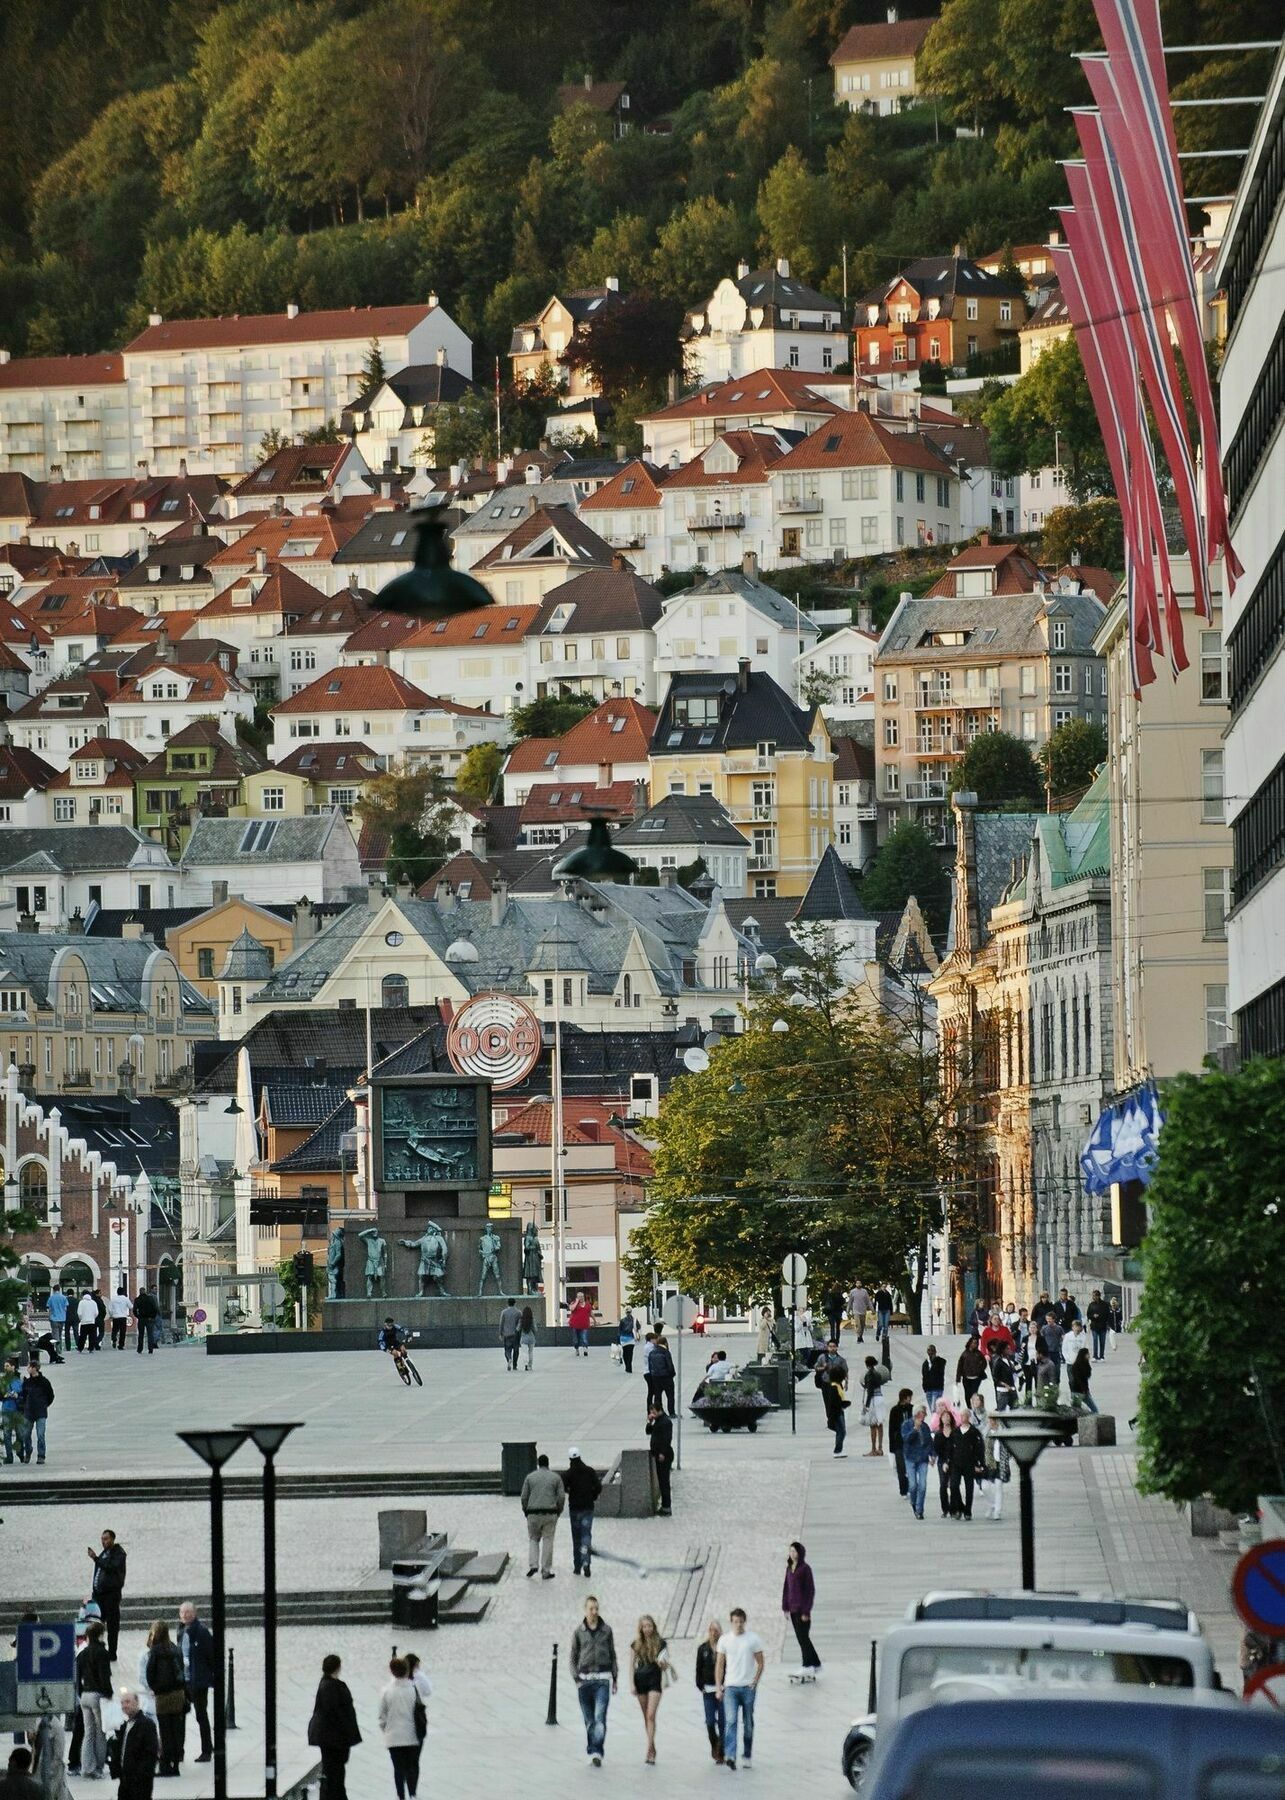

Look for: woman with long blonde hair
[628,1614,671,1764]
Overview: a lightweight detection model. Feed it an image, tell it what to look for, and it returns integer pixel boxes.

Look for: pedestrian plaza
[4,1330,1242,1797]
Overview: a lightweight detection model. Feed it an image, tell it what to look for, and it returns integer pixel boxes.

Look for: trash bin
[392,1563,439,1629]
[502,1440,538,1496]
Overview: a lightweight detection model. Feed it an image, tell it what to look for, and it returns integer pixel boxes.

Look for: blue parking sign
[16,1623,75,1713]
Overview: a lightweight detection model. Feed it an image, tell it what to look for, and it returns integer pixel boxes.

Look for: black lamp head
[552,815,638,883]
[376,511,493,620]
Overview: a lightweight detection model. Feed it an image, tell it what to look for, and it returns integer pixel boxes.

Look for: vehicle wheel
[747,1420,758,1432]
[407,1360,423,1387]
[843,1738,871,1791]
[397,1359,412,1387]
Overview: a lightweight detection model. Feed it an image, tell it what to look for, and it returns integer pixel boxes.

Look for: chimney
[633,777,648,813]
[121,918,146,941]
[427,290,439,310]
[660,868,677,887]
[1070,547,1081,566]
[978,528,990,546]
[887,3,898,20]
[148,311,162,327]
[857,600,873,631]
[1047,227,1062,247]
[666,371,679,404]
[48,463,63,482]
[741,549,758,579]
[366,880,385,912]
[490,879,508,927]
[613,443,626,461]
[271,496,286,516]
[66,907,84,936]
[16,912,37,934]
[436,345,447,367]
[434,880,456,910]
[952,242,964,258]
[449,462,462,486]
[472,821,488,860]
[178,457,188,478]
[737,656,751,693]
[286,302,300,320]
[348,570,360,593]
[576,1117,601,1141]
[68,541,79,557]
[776,257,790,278]
[611,552,627,572]
[737,259,749,280]
[293,898,319,944]
[525,463,540,485]
[597,761,612,789]
[254,547,267,573]
[136,459,149,477]
[496,458,512,483]
[211,879,229,906]
[604,275,619,293]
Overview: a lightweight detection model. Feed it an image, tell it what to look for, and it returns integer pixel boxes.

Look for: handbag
[413,1696,427,1742]
[609,1342,622,1364]
[154,1687,187,1718]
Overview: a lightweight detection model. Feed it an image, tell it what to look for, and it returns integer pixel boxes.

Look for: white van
[841,1591,1219,1789]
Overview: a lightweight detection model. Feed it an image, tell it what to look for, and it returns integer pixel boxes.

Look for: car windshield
[899,1644,1196,1700]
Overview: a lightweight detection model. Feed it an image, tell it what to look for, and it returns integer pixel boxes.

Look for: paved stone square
[1,1328,1243,1799]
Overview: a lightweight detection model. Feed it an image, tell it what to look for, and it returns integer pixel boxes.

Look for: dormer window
[131,502,145,518]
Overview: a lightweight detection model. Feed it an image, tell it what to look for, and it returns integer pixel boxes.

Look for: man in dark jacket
[177,1603,216,1761]
[0,1748,44,1800]
[18,1363,53,1466]
[815,1342,849,1458]
[89,1530,127,1661]
[1086,1289,1111,1360]
[645,1405,674,1515]
[921,1345,947,1412]
[109,1692,159,1800]
[307,1654,361,1800]
[562,1449,603,1576]
[888,1389,914,1495]
[133,1290,159,1355]
[647,1335,676,1417]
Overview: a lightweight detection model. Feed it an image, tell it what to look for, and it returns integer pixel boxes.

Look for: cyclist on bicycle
[378,1317,410,1354]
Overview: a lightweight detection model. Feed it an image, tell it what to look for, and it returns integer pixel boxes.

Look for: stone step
[452,1552,508,1584]
[0,1469,500,1508]
[0,1591,391,1633]
[437,1584,489,1624]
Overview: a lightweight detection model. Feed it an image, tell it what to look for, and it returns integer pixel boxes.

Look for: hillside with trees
[1,0,1272,380]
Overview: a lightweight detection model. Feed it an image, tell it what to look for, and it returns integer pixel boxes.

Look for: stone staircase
[0,1469,501,1507]
[383,1512,509,1626]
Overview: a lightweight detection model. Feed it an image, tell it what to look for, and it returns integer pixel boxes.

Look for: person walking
[1086,1289,1111,1360]
[498,1299,522,1372]
[815,1340,849,1458]
[782,1542,820,1676]
[846,1282,869,1342]
[45,1287,71,1355]
[921,1344,946,1414]
[1064,1317,1091,1367]
[144,1622,186,1775]
[91,1288,107,1349]
[1067,1347,1099,1414]
[888,1388,914,1495]
[715,1609,764,1771]
[519,1453,565,1579]
[860,1355,889,1457]
[76,1292,99,1355]
[132,1290,159,1356]
[567,1291,594,1356]
[873,1285,893,1338]
[617,1309,637,1374]
[403,1656,431,1796]
[990,1347,1018,1411]
[695,1622,724,1765]
[89,1532,127,1662]
[628,1616,670,1765]
[76,1621,113,1779]
[651,1334,676,1416]
[979,1310,1015,1359]
[822,1287,845,1343]
[18,1360,53,1465]
[983,1412,1011,1518]
[176,1604,215,1763]
[949,1413,985,1521]
[956,1335,987,1406]
[901,1408,934,1520]
[570,1595,617,1766]
[307,1655,360,1800]
[754,1307,775,1360]
[563,1448,602,1576]
[931,1411,956,1518]
[1039,1311,1065,1376]
[107,1693,158,1800]
[107,1289,131,1352]
[645,1403,674,1515]
[376,1658,420,1800]
[518,1304,536,1371]
[1,1359,22,1465]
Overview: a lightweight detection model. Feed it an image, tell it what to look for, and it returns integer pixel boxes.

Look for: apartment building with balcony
[855,256,1025,379]
[654,553,817,698]
[0,354,129,480]
[528,566,663,704]
[873,584,1107,845]
[639,369,840,468]
[648,659,834,898]
[681,259,847,385]
[500,696,655,808]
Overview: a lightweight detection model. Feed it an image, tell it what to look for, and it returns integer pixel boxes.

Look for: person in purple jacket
[781,1541,820,1675]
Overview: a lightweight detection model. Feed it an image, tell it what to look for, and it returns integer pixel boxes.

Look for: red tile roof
[398,604,540,649]
[1052,564,1117,605]
[109,610,204,644]
[518,778,638,823]
[20,577,120,617]
[503,697,656,774]
[579,460,665,512]
[230,443,350,497]
[773,411,949,475]
[495,1095,654,1173]
[42,604,143,640]
[660,430,788,488]
[271,742,381,780]
[925,538,1044,597]
[415,849,503,901]
[555,79,627,113]
[114,662,244,703]
[124,303,437,355]
[0,352,125,390]
[639,368,841,423]
[341,612,419,655]
[830,17,932,61]
[197,564,330,619]
[0,599,51,646]
[0,745,57,797]
[272,665,486,716]
[207,514,364,568]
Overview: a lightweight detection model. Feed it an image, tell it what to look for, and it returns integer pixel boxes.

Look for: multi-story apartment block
[873,579,1106,846]
[768,408,960,557]
[682,260,847,384]
[528,567,663,704]
[0,354,129,480]
[654,555,817,697]
[795,621,878,722]
[268,665,498,777]
[500,697,655,808]
[830,11,933,114]
[1218,43,1285,1058]
[855,256,1025,378]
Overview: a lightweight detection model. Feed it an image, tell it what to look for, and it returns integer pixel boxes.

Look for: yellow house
[830,12,933,115]
[243,743,383,822]
[508,283,622,395]
[165,893,302,1000]
[648,661,834,898]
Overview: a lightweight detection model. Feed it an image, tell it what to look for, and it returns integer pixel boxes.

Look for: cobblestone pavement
[3,1327,1244,1800]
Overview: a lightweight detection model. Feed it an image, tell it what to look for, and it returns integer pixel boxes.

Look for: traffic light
[292,1250,314,1287]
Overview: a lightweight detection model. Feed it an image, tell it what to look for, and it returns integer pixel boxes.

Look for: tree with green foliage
[562,292,684,397]
[949,730,1044,808]
[982,334,1109,501]
[858,822,952,937]
[454,741,503,804]
[756,147,833,289]
[2,1207,40,1353]
[362,337,387,391]
[1041,498,1124,573]
[509,693,596,740]
[1038,718,1107,800]
[1137,1060,1285,1514]
[355,765,459,889]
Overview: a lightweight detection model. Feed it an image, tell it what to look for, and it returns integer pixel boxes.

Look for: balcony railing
[747,853,777,871]
[913,686,1000,710]
[855,804,879,821]
[60,1070,93,1090]
[904,779,947,802]
[776,495,822,514]
[689,513,746,533]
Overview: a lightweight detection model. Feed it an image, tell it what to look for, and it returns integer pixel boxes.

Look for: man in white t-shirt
[714,1608,765,1770]
[107,1288,132,1352]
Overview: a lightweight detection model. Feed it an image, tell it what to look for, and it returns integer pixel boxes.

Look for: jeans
[876,1309,891,1338]
[137,1320,154,1354]
[18,1415,46,1460]
[722,1685,755,1761]
[995,1388,1016,1411]
[923,1389,942,1414]
[1,1411,20,1462]
[577,1677,610,1757]
[905,1460,928,1517]
[621,1343,634,1373]
[1072,1392,1099,1414]
[388,1744,418,1798]
[573,1328,589,1351]
[502,1334,518,1369]
[569,1508,594,1572]
[1091,1328,1107,1358]
[79,1695,108,1778]
[702,1690,724,1745]
[826,1399,846,1454]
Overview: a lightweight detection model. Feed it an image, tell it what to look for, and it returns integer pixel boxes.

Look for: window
[198,949,215,979]
[1053,707,1073,728]
[1200,629,1226,701]
[884,765,900,794]
[894,471,904,502]
[261,787,286,812]
[1000,300,1012,323]
[861,515,879,545]
[1054,664,1072,694]
[53,798,75,822]
[788,344,799,368]
[884,716,899,747]
[1203,866,1230,940]
[382,974,410,1008]
[1201,749,1224,823]
[966,298,979,320]
[1205,983,1230,1053]
[915,474,926,503]
[19,1162,47,1221]
[829,518,847,547]
[1021,710,1036,741]
[936,477,949,508]
[1084,664,1094,693]
[289,648,316,672]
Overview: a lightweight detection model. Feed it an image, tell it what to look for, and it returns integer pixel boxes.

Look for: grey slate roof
[878,590,1105,661]
[220,927,272,981]
[974,812,1044,939]
[615,795,748,850]
[792,845,872,923]
[0,826,161,875]
[678,567,814,634]
[723,898,801,956]
[181,814,342,866]
[651,669,820,757]
[0,931,213,1014]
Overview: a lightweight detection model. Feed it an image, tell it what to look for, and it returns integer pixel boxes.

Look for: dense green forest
[0,0,1271,374]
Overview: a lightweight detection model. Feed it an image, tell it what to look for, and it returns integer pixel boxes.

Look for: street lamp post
[992,1409,1075,1589]
[177,1429,250,1800]
[232,1423,304,1800]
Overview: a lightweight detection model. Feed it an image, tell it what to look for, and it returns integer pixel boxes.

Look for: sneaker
[725,1759,736,1771]
[526,1568,537,1578]
[741,1758,752,1768]
[589,1754,601,1767]
[541,1570,556,1579]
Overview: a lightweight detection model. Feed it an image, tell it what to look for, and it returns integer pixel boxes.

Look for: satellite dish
[722,677,737,695]
[683,1046,710,1073]
[702,1031,723,1050]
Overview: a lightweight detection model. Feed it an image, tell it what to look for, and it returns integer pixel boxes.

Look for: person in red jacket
[978,1310,1015,1359]
[568,1292,596,1357]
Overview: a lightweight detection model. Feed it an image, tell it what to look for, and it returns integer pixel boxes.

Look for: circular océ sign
[446,993,543,1089]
